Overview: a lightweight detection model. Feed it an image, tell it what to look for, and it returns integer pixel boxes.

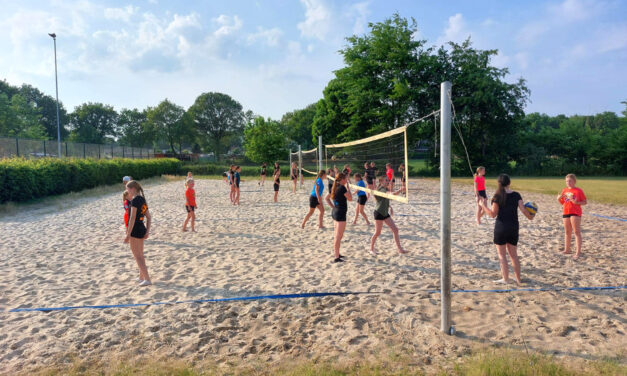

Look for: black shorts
[562,214,581,218]
[185,205,195,213]
[130,223,147,239]
[260,172,266,176]
[274,183,280,192]
[332,207,347,222]
[309,195,320,208]
[493,224,519,246]
[236,182,240,188]
[291,176,297,181]
[373,210,390,221]
[366,178,373,185]
[478,190,487,199]
[357,195,367,205]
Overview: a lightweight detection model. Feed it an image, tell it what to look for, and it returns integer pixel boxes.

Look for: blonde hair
[565,173,577,182]
[474,166,485,177]
[123,191,129,200]
[186,178,194,186]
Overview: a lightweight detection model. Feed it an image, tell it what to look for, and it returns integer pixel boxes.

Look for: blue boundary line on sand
[8,286,626,313]
[591,214,627,222]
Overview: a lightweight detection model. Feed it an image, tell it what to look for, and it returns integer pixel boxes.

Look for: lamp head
[48,33,56,38]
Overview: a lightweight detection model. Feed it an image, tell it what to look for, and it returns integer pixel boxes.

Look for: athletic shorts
[130,223,147,239]
[366,178,373,185]
[373,210,390,221]
[332,207,347,222]
[328,183,333,192]
[478,190,487,199]
[562,214,581,218]
[260,172,266,176]
[357,195,367,205]
[185,205,195,213]
[274,183,280,192]
[392,178,396,183]
[309,196,320,208]
[236,182,240,188]
[493,224,519,246]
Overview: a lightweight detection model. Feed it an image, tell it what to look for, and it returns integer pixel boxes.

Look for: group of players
[119,161,588,286]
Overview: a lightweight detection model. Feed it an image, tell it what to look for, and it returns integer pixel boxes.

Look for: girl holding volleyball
[301,170,326,229]
[474,166,488,225]
[331,172,352,263]
[480,174,534,285]
[557,174,587,259]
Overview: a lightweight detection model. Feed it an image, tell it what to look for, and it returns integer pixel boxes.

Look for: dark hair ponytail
[492,173,510,207]
[331,172,346,200]
[317,170,326,178]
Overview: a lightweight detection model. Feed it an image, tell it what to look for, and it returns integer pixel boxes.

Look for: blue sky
[0,0,625,118]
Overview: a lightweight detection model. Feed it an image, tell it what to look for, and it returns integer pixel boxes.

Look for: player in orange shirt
[557,173,587,259]
[183,178,197,232]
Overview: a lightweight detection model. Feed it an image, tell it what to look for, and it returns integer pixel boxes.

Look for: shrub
[0,158,181,203]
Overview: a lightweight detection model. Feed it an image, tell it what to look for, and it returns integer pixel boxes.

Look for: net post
[403,128,409,200]
[298,145,303,189]
[318,136,323,171]
[440,81,452,335]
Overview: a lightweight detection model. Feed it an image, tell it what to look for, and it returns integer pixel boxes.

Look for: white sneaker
[135,278,142,283]
[139,280,152,287]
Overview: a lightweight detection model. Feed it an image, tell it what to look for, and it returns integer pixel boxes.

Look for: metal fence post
[43,140,46,157]
[83,143,86,158]
[122,146,125,158]
[98,145,101,159]
[111,145,114,158]
[16,138,19,157]
[131,147,134,159]
[65,143,68,157]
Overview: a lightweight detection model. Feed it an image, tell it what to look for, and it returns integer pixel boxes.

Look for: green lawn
[440,177,627,206]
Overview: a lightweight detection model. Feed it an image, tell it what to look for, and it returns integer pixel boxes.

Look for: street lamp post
[48,33,62,158]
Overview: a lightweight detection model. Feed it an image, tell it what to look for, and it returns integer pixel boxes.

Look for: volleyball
[524,201,538,215]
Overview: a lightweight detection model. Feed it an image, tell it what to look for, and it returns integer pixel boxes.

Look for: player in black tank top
[330,173,352,263]
[480,174,535,285]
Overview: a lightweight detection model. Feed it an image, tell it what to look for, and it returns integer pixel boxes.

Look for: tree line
[1,13,625,174]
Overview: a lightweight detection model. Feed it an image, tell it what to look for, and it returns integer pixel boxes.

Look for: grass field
[29,348,626,375]
[429,177,627,206]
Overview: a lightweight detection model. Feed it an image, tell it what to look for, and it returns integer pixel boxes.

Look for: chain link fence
[0,137,154,159]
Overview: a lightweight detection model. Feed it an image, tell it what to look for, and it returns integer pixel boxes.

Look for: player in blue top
[351,173,371,225]
[301,170,327,229]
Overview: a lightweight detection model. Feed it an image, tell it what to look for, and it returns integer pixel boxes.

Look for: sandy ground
[0,178,625,374]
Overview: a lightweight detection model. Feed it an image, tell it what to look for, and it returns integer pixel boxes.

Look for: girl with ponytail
[124,180,152,286]
[330,172,352,262]
[474,166,487,225]
[480,174,534,285]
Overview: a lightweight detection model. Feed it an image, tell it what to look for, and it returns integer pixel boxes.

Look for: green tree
[280,103,316,149]
[244,117,287,163]
[19,84,69,140]
[188,92,244,161]
[118,108,151,147]
[68,103,118,144]
[146,99,187,153]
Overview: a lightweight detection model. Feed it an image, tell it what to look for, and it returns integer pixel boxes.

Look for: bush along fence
[0,158,181,203]
[0,137,154,159]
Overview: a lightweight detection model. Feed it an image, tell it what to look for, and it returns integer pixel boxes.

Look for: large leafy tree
[244,117,287,163]
[0,93,46,139]
[118,108,152,147]
[188,92,244,160]
[280,103,317,150]
[18,84,69,140]
[68,102,118,144]
[146,99,188,153]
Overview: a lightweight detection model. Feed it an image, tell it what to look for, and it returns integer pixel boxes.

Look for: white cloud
[597,24,627,53]
[349,1,370,35]
[213,14,242,38]
[549,0,594,22]
[104,5,137,22]
[297,0,332,41]
[247,27,283,47]
[436,13,470,45]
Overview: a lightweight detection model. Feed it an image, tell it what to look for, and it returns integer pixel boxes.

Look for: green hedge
[0,158,181,203]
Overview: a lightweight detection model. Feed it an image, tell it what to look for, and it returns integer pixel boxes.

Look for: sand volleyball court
[0,178,625,373]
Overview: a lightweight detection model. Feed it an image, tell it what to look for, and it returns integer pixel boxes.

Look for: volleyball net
[301,147,319,176]
[325,126,409,203]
